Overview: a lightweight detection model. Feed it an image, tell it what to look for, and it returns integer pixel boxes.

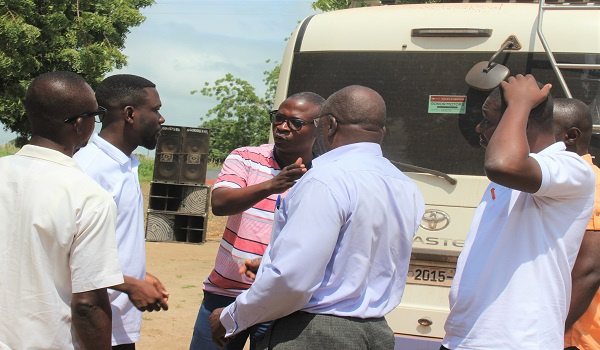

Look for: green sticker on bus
[428,95,467,114]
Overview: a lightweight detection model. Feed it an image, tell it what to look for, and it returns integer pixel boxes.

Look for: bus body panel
[273,3,600,346]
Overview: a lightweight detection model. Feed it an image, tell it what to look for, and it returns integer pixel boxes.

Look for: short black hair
[287,92,325,109]
[488,80,553,131]
[25,71,89,139]
[96,74,156,110]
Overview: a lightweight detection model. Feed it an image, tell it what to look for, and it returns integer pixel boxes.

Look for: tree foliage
[194,63,280,163]
[311,0,352,11]
[0,0,154,144]
[312,0,438,11]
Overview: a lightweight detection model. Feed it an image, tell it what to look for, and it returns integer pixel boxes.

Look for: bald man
[553,98,600,350]
[209,85,424,349]
[0,71,123,349]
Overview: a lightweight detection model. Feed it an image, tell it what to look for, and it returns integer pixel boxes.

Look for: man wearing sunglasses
[0,71,123,349]
[74,74,169,350]
[190,92,324,350]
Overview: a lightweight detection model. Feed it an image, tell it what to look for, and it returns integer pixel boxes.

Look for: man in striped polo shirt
[190,92,325,350]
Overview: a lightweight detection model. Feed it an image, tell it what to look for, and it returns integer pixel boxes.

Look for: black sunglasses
[63,106,108,124]
[269,110,313,131]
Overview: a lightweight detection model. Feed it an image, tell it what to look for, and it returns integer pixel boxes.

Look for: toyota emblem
[420,209,450,231]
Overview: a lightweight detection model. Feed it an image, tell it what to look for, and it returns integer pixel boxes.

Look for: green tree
[312,0,438,11]
[311,0,352,11]
[0,0,153,145]
[193,63,280,163]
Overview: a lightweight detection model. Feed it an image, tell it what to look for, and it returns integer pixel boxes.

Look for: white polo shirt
[0,145,123,350]
[443,142,596,349]
[75,134,147,345]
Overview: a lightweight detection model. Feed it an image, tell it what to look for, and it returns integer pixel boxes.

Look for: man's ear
[564,127,581,146]
[68,117,85,135]
[327,116,338,137]
[125,106,135,124]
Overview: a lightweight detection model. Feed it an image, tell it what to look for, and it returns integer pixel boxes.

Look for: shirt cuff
[220,302,239,338]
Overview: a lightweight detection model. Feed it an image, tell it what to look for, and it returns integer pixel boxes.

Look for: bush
[137,154,155,183]
[0,143,19,157]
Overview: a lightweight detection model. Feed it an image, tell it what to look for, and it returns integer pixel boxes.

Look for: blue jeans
[190,291,270,350]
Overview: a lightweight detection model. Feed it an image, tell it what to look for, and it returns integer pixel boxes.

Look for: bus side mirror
[465,61,510,91]
[465,36,520,91]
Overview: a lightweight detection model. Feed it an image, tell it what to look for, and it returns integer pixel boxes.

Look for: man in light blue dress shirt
[209,85,425,349]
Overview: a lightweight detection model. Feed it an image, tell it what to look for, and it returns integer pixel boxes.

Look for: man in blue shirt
[209,85,425,349]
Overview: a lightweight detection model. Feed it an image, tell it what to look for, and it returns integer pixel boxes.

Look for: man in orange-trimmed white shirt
[553,98,600,350]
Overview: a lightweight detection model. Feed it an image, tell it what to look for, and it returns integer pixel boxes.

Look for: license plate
[407,264,455,287]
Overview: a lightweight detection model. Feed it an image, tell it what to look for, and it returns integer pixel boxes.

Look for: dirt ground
[138,183,239,349]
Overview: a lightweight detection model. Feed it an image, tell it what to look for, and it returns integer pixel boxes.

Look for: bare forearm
[485,104,531,182]
[566,274,600,331]
[212,183,274,216]
[110,275,138,294]
[112,275,168,311]
[72,289,112,350]
[565,231,600,331]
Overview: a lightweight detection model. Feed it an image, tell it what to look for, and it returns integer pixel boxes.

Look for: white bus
[273,1,599,348]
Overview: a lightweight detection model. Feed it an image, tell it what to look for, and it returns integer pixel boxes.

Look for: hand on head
[501,74,552,111]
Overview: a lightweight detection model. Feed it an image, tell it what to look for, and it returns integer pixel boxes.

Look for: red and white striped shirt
[203,144,285,297]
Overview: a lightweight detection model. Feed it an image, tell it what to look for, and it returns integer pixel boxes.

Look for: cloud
[0,0,317,144]
[112,0,316,129]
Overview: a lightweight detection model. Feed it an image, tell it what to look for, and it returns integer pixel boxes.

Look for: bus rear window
[287,51,600,174]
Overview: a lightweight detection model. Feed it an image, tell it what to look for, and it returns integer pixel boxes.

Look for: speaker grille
[146,212,175,242]
[179,154,207,184]
[153,125,209,185]
[156,126,183,154]
[183,127,210,154]
[179,186,209,215]
[153,154,180,183]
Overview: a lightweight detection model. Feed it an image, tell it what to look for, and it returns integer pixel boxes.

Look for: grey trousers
[257,311,394,350]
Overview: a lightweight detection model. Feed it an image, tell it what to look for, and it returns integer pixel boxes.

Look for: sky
[0,0,319,145]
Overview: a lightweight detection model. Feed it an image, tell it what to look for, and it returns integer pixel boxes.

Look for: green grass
[136,154,221,184]
[208,160,222,170]
[0,143,18,157]
[136,154,155,183]
[0,145,218,184]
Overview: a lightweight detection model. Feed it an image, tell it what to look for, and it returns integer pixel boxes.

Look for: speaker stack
[146,125,211,243]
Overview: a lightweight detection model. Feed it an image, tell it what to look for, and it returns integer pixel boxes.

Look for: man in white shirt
[209,85,425,349]
[75,74,169,349]
[0,71,123,349]
[441,75,595,349]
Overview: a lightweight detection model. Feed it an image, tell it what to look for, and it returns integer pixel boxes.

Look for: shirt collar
[537,141,566,156]
[91,133,139,167]
[313,142,382,168]
[17,144,80,169]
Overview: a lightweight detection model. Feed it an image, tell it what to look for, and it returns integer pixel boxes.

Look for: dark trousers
[190,291,270,350]
[258,311,394,350]
[113,344,135,350]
